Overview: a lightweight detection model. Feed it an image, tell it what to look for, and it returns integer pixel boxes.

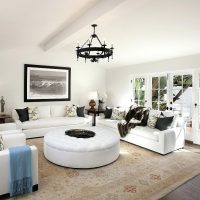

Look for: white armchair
[0,131,38,198]
[0,123,22,135]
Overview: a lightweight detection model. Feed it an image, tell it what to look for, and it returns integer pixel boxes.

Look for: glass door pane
[133,77,146,106]
[172,74,193,139]
[151,76,167,111]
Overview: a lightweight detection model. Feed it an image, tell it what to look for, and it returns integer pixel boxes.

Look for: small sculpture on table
[0,96,5,113]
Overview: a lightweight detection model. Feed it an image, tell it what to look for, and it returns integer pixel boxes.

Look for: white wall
[0,47,106,114]
[1,48,200,115]
[106,54,200,106]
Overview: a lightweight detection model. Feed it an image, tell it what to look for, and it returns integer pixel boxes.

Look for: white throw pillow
[28,107,39,120]
[38,106,51,119]
[51,105,66,117]
[0,135,4,151]
[111,107,126,120]
[147,110,161,128]
[65,105,77,117]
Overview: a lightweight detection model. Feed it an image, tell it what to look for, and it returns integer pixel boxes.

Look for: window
[172,75,192,105]
[133,77,146,106]
[151,76,167,111]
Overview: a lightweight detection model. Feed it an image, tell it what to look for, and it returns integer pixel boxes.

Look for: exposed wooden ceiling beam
[42,0,127,51]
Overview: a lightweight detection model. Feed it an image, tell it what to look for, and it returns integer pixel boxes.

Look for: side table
[86,109,105,126]
[0,114,12,124]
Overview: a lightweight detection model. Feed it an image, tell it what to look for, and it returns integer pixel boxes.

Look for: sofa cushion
[147,110,161,128]
[97,118,120,129]
[129,126,160,142]
[155,116,174,131]
[162,111,179,128]
[28,107,39,120]
[51,105,65,117]
[111,107,126,120]
[65,105,77,117]
[76,106,85,117]
[21,117,86,130]
[104,107,112,119]
[38,106,51,119]
[16,107,29,122]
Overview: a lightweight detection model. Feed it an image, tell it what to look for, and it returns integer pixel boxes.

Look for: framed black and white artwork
[24,64,71,102]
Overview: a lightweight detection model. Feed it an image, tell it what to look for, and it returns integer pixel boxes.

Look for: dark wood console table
[0,114,12,124]
[86,109,105,126]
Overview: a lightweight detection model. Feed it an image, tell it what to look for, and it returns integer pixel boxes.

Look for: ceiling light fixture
[76,24,114,63]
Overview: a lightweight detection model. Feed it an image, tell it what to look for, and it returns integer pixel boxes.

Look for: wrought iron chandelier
[76,24,114,63]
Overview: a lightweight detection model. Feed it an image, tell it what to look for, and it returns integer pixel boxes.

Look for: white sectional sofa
[12,105,92,138]
[97,110,185,155]
[0,126,38,197]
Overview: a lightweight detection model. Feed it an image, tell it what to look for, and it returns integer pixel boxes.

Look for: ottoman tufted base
[44,126,120,168]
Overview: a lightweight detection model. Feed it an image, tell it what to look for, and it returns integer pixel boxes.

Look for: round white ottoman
[44,126,120,168]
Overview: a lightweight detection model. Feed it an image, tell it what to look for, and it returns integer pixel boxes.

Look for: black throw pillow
[76,106,85,117]
[104,107,112,119]
[155,116,174,131]
[16,107,29,122]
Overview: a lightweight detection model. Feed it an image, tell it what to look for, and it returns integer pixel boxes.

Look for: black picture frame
[24,64,71,102]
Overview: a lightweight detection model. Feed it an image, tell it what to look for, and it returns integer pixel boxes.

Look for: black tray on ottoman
[65,129,95,138]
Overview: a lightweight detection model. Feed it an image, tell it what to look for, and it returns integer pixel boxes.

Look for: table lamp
[88,91,98,110]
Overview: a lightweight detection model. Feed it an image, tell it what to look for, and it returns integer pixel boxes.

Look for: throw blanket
[118,106,150,138]
[9,145,32,197]
[117,120,138,138]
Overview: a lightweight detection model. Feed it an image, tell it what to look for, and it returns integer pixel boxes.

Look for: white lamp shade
[88,91,98,100]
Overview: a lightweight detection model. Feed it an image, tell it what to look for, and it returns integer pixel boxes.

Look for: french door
[193,72,200,144]
[169,73,193,141]
[131,70,200,144]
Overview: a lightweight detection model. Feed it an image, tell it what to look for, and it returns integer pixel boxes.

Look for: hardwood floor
[159,174,200,200]
[160,142,200,200]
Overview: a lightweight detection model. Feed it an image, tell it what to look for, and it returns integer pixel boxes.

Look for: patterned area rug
[14,138,200,200]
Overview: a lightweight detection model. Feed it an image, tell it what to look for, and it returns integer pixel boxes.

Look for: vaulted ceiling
[0,0,200,68]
